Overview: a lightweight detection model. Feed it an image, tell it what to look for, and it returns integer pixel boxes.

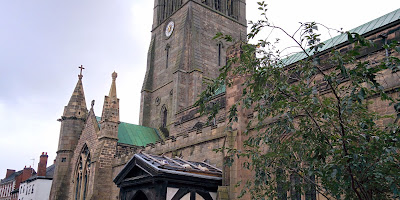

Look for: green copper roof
[283,8,400,66]
[118,122,161,146]
[96,117,161,146]
[214,84,226,95]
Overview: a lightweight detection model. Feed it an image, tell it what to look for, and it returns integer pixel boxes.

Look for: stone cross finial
[78,65,85,79]
[91,100,95,109]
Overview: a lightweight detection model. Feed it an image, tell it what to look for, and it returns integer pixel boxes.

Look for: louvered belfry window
[158,0,183,24]
[201,0,239,19]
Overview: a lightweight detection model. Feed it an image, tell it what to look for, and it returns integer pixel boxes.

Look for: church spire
[109,71,117,99]
[51,66,88,200]
[101,71,119,124]
[63,66,87,119]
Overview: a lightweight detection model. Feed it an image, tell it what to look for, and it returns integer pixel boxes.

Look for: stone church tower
[50,1,247,199]
[50,72,88,199]
[50,72,122,200]
[139,0,247,134]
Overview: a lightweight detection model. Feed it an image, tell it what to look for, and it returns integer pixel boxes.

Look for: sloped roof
[44,164,55,179]
[114,153,222,186]
[24,164,55,182]
[96,117,161,146]
[0,170,22,184]
[214,84,226,96]
[139,153,222,176]
[283,8,400,66]
[118,123,161,146]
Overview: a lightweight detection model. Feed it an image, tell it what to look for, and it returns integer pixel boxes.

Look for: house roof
[283,8,400,66]
[45,164,56,179]
[114,153,222,186]
[24,164,55,182]
[95,117,161,147]
[0,170,22,184]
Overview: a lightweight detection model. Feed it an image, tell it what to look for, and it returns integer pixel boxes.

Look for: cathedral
[50,0,246,199]
[49,0,400,199]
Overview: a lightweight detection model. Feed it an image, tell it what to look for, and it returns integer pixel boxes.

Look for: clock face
[165,21,175,37]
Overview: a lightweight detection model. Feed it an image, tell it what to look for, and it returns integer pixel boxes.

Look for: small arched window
[161,106,168,128]
[227,0,238,18]
[165,44,170,68]
[217,42,224,66]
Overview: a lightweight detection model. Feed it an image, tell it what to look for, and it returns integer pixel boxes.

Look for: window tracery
[74,145,91,200]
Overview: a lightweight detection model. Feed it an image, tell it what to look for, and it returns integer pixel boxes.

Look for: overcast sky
[0,0,399,179]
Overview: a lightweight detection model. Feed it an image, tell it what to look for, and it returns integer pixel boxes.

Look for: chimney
[38,152,48,177]
[21,166,34,182]
[5,169,15,178]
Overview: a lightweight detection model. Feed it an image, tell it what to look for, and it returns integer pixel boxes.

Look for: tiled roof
[45,164,55,179]
[96,117,161,146]
[0,170,22,184]
[283,8,400,66]
[24,164,55,182]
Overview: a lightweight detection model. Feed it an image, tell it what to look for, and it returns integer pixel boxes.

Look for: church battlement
[143,123,226,155]
[112,114,226,167]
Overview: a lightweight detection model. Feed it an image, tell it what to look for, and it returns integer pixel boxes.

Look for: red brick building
[0,167,34,200]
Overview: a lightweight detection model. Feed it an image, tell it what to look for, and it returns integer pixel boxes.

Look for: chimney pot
[38,152,49,176]
[22,167,33,182]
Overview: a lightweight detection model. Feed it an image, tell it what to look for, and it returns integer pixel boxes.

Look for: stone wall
[67,113,99,200]
[140,0,246,131]
[225,22,400,200]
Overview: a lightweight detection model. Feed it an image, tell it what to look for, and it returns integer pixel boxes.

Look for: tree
[196,2,400,199]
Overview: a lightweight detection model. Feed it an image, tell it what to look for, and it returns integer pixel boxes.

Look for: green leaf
[347,32,354,43]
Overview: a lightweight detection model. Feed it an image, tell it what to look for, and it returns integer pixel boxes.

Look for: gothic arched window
[74,145,91,200]
[217,42,224,66]
[165,44,170,68]
[158,0,183,25]
[158,0,166,23]
[227,0,238,19]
